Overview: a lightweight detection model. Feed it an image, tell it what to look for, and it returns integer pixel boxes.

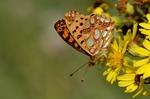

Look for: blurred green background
[0,0,149,99]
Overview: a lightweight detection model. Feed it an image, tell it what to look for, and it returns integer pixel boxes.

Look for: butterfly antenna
[80,65,89,83]
[69,62,88,77]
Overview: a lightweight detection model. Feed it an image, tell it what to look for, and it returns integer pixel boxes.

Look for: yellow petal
[129,44,150,57]
[124,29,131,42]
[125,84,137,93]
[139,23,150,29]
[125,84,138,93]
[117,74,135,80]
[106,70,114,82]
[136,63,150,79]
[143,67,150,79]
[143,39,150,50]
[132,23,138,40]
[123,57,129,67]
[132,87,143,98]
[110,72,117,84]
[143,91,149,96]
[111,39,119,52]
[133,57,149,67]
[139,29,150,36]
[118,80,134,87]
[146,35,150,40]
[122,40,129,54]
[103,68,111,76]
[129,84,138,93]
[125,67,134,73]
[118,37,123,52]
[111,68,121,84]
[146,14,150,23]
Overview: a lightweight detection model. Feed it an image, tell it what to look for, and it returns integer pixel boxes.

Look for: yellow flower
[117,71,149,97]
[103,37,128,84]
[126,20,150,97]
[139,14,150,40]
[124,23,138,43]
[103,23,138,84]
[129,14,150,79]
[129,42,150,57]
[129,39,150,79]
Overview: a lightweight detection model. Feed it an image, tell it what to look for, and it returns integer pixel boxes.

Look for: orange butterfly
[54,11,115,65]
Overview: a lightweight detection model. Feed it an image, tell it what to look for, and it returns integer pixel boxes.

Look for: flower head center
[108,51,123,69]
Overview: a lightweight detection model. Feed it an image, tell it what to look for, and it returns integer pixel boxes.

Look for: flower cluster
[88,0,150,97]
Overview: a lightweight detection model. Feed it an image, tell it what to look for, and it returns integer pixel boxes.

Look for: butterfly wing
[54,19,90,55]
[64,11,115,57]
[64,10,80,26]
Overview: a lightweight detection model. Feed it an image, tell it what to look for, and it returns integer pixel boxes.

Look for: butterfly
[54,11,115,65]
